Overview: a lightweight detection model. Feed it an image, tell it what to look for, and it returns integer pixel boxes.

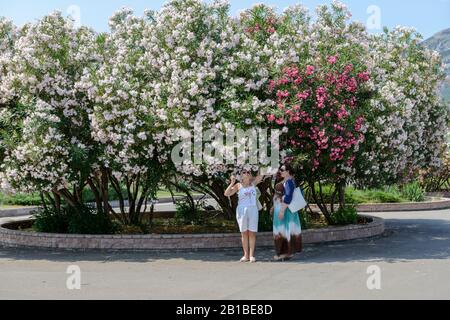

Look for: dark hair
[281,163,295,175]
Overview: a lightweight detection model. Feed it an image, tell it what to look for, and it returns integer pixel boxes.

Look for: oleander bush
[0,0,448,229]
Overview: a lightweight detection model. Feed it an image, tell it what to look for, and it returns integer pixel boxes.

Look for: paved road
[0,209,449,300]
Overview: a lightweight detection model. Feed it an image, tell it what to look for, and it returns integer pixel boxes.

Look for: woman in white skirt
[224,169,265,263]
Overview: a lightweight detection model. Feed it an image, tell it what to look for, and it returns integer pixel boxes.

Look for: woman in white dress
[224,169,265,263]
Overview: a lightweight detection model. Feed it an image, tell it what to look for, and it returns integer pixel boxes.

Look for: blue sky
[0,0,449,39]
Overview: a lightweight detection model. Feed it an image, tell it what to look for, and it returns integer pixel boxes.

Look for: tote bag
[288,187,307,212]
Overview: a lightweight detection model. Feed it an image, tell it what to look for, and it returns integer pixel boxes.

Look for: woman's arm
[254,167,277,186]
[224,176,240,197]
[253,174,265,186]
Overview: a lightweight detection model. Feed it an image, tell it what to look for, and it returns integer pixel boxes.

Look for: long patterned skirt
[273,202,303,256]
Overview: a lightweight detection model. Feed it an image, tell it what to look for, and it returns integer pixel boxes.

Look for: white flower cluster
[356,27,449,186]
[0,12,99,194]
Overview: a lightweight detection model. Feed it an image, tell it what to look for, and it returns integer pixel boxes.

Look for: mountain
[423,28,450,103]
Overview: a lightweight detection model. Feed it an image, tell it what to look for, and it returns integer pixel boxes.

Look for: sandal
[250,257,257,263]
[240,257,250,263]
[274,255,290,262]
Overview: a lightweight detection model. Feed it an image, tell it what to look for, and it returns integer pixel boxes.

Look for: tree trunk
[101,168,110,217]
[338,180,346,208]
[308,179,333,225]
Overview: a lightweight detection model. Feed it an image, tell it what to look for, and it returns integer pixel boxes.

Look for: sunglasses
[241,171,250,175]
[279,168,286,172]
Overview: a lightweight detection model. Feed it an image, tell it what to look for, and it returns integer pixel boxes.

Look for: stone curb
[305,197,450,213]
[0,215,384,251]
[356,197,450,212]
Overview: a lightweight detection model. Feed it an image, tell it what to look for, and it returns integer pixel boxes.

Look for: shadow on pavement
[0,218,449,264]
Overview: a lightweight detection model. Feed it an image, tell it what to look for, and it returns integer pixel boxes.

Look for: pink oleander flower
[284,66,299,78]
[330,148,344,161]
[267,27,275,34]
[268,80,276,92]
[344,64,354,74]
[327,55,338,64]
[267,114,276,122]
[316,87,327,109]
[346,155,356,166]
[277,78,289,86]
[294,77,303,85]
[296,91,310,100]
[276,118,284,125]
[276,90,289,100]
[313,159,320,169]
[336,106,349,120]
[357,71,370,82]
[355,116,365,131]
[306,65,315,76]
[346,77,357,93]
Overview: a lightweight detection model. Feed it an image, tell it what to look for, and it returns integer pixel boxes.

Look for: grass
[307,184,423,204]
[345,186,407,204]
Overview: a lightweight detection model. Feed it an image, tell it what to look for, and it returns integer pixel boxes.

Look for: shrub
[299,210,309,230]
[401,182,425,202]
[33,205,117,234]
[331,205,358,225]
[258,210,273,232]
[174,197,206,225]
[33,208,68,233]
[66,205,118,235]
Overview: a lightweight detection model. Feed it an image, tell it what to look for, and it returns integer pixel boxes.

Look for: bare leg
[241,231,250,259]
[249,232,256,258]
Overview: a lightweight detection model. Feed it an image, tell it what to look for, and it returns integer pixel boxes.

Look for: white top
[237,184,258,208]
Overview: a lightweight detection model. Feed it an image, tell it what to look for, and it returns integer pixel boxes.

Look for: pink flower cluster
[354,116,365,131]
[306,65,315,76]
[336,105,349,120]
[310,127,329,150]
[268,61,371,174]
[245,17,278,35]
[316,87,328,109]
[327,55,338,65]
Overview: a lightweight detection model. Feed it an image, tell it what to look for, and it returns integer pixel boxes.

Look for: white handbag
[288,187,307,212]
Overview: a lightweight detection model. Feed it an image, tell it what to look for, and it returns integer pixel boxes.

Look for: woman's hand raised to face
[224,175,240,197]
